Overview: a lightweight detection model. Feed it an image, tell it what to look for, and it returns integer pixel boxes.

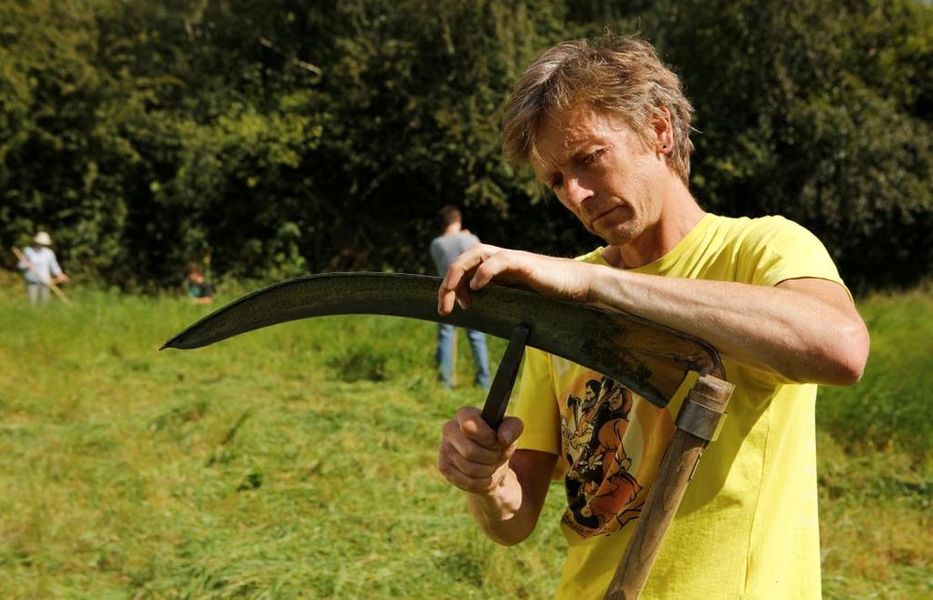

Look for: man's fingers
[456,406,502,447]
[437,262,470,315]
[468,251,516,291]
[443,420,501,465]
[437,430,515,494]
[496,416,524,448]
[437,408,524,493]
[442,445,502,478]
[469,250,592,304]
[452,407,523,449]
[467,249,537,293]
[437,453,506,493]
[437,244,501,315]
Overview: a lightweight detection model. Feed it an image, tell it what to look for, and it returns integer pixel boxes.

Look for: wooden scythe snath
[162,272,734,598]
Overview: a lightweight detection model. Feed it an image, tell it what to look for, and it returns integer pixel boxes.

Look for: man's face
[531,107,669,247]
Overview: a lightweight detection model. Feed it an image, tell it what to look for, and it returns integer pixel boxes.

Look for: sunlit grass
[818,283,933,461]
[0,280,928,598]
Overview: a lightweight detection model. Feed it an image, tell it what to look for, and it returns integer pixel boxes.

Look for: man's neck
[605,182,706,269]
[442,223,462,236]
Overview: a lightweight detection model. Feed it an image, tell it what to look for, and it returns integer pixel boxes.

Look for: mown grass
[0,279,928,598]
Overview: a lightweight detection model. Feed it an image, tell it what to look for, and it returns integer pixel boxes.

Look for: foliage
[652,0,933,291]
[0,0,930,290]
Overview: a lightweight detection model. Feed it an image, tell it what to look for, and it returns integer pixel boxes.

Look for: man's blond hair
[502,34,695,185]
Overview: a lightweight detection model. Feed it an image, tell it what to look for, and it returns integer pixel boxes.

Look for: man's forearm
[588,266,869,385]
[438,244,868,385]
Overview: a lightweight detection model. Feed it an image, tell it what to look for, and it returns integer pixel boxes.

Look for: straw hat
[34,231,52,246]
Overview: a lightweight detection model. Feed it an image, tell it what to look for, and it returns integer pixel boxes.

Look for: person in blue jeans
[429,205,491,389]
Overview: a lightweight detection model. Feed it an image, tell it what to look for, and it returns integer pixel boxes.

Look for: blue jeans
[436,323,491,389]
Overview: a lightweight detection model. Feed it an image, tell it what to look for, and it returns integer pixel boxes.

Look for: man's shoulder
[707,213,807,234]
[703,213,819,250]
[705,213,839,285]
[25,246,51,259]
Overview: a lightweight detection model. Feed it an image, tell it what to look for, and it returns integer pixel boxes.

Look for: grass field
[0,278,929,598]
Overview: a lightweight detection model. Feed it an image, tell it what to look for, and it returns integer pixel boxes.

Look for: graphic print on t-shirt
[560,375,671,537]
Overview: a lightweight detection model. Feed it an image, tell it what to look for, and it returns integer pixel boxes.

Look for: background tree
[1,0,929,291]
[651,0,932,291]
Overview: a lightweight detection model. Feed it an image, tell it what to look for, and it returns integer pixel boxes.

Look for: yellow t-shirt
[514,214,847,599]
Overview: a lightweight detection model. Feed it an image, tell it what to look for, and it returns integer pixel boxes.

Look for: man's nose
[562,176,593,207]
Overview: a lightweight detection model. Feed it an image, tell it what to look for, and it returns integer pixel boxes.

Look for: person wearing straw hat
[16,230,70,306]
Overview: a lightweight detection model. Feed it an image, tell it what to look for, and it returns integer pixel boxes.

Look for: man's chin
[589,212,636,243]
[595,225,637,247]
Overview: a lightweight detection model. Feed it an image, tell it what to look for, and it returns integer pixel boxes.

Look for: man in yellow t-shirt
[435,33,870,599]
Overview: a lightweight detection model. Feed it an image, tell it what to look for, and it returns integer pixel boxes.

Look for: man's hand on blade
[437,406,523,495]
[437,244,593,315]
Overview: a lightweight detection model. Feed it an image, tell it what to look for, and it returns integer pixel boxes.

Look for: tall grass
[815,284,931,599]
[0,281,928,598]
[818,284,932,460]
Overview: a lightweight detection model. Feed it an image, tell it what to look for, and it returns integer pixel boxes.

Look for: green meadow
[0,279,929,599]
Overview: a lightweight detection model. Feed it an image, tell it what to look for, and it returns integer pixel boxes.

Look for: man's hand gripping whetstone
[436,244,596,547]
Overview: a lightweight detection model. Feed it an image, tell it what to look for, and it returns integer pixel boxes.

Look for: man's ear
[652,107,674,155]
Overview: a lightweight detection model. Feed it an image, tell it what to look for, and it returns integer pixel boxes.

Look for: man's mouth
[589,205,619,228]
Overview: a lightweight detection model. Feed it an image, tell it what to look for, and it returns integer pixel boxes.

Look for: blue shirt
[429,231,480,276]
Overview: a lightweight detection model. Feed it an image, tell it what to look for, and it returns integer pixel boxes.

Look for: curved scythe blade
[161,272,724,408]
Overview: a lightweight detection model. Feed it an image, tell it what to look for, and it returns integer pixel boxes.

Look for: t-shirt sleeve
[739,217,846,293]
[512,348,561,456]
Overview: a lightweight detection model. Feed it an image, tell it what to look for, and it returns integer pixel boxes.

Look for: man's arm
[16,247,35,272]
[437,407,557,545]
[49,252,69,282]
[438,246,870,386]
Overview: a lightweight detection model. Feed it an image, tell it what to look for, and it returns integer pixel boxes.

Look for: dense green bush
[1,0,929,291]
[654,0,932,291]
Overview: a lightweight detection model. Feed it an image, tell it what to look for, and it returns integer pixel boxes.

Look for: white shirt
[19,246,63,284]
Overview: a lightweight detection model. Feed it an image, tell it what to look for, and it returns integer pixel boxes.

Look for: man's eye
[583,149,605,165]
